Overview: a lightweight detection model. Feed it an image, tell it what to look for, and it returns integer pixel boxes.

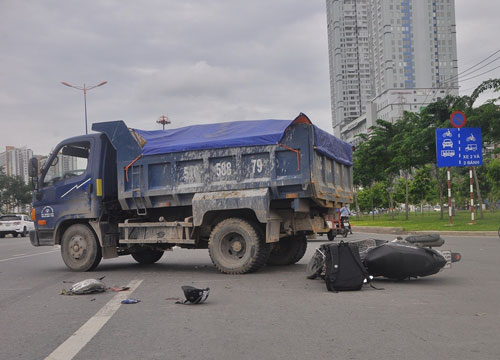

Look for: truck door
[34,139,94,236]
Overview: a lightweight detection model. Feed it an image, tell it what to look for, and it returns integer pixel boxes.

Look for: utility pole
[157,115,171,130]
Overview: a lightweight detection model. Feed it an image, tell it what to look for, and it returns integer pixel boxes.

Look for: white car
[0,214,35,238]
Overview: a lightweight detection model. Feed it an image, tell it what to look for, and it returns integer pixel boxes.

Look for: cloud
[0,0,332,154]
[0,0,498,155]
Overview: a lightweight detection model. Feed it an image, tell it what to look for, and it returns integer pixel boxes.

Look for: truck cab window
[42,142,90,187]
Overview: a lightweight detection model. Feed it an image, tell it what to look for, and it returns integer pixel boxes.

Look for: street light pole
[61,81,107,134]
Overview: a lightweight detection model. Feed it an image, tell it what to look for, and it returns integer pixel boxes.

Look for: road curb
[352,226,404,234]
[354,226,498,237]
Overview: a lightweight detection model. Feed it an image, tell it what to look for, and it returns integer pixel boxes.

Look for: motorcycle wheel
[306,250,324,279]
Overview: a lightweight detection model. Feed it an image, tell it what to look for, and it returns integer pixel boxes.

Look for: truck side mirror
[28,157,39,178]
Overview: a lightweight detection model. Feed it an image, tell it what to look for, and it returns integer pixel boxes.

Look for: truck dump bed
[93,113,353,213]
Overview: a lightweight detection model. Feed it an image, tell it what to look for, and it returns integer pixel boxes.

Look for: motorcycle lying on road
[307,234,461,280]
[327,216,352,240]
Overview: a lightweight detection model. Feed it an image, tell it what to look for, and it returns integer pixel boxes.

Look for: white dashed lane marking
[45,279,144,360]
[0,250,59,263]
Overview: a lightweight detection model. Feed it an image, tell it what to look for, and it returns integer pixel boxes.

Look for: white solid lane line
[45,279,143,360]
[0,250,59,263]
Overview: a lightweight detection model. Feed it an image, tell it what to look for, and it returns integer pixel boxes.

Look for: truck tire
[267,234,307,265]
[131,249,164,264]
[61,224,102,272]
[208,218,269,274]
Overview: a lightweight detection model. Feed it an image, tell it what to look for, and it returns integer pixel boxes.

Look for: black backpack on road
[324,241,369,291]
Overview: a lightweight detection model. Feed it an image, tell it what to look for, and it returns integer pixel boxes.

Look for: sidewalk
[354,226,498,237]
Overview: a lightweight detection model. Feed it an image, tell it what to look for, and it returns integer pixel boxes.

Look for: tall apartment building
[326,0,372,138]
[0,146,34,185]
[46,154,78,180]
[326,0,459,143]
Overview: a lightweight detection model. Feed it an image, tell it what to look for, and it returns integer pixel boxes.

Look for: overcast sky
[1,0,498,155]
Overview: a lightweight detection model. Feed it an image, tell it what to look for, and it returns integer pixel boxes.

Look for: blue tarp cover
[313,125,352,166]
[133,117,352,166]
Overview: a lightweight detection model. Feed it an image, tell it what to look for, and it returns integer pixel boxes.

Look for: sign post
[436,111,482,225]
[447,168,452,225]
[469,167,475,224]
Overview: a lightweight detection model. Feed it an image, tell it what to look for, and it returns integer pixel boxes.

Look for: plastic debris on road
[110,286,130,292]
[121,298,141,304]
[68,279,106,295]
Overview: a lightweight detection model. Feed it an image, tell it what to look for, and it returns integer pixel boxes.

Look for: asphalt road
[1,233,499,360]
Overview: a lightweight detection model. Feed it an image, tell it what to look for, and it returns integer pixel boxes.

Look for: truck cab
[30,133,116,247]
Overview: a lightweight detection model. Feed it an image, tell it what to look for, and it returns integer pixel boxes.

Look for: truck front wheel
[131,249,164,264]
[267,234,307,265]
[61,224,102,272]
[208,218,269,274]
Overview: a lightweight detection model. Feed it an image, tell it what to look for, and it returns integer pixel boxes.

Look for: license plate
[343,222,349,227]
[326,221,333,228]
[440,250,452,269]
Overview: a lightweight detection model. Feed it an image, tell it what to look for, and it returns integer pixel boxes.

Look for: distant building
[0,145,79,187]
[46,154,78,179]
[326,0,372,138]
[0,146,34,184]
[326,0,459,141]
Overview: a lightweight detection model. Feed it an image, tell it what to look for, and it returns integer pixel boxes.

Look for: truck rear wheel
[267,234,307,265]
[61,224,102,272]
[208,218,269,274]
[131,249,164,264]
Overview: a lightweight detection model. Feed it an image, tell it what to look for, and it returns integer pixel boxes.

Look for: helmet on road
[178,286,210,305]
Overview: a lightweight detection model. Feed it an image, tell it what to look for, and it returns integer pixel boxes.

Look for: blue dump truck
[28,113,353,274]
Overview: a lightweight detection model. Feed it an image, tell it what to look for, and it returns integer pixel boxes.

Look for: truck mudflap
[29,230,54,246]
[29,230,39,246]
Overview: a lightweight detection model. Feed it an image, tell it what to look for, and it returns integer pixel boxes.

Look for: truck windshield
[42,141,90,187]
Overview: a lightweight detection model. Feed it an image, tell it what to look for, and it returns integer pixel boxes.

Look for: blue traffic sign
[436,128,482,167]
[450,111,466,128]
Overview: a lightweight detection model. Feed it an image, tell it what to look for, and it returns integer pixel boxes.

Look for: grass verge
[351,210,500,231]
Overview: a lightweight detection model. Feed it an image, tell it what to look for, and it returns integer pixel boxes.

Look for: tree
[0,167,9,210]
[409,166,436,215]
[356,182,388,212]
[393,177,407,206]
[0,167,33,212]
[353,134,384,219]
[369,120,399,219]
[485,158,500,211]
[389,112,426,220]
